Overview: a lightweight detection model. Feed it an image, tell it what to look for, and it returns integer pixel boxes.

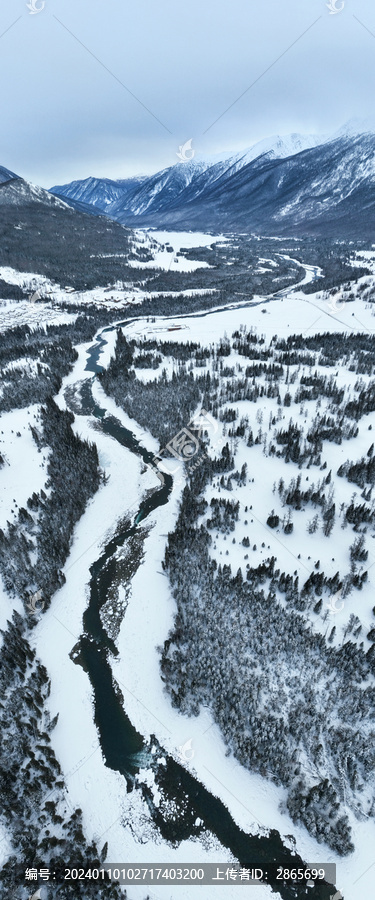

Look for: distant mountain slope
[50,130,375,238]
[106,134,375,238]
[0,174,106,218]
[50,132,322,219]
[0,176,142,291]
[0,165,19,184]
[49,192,108,218]
[50,174,147,210]
[51,161,210,218]
[0,178,72,208]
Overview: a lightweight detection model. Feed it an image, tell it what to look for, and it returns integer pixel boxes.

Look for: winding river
[65,296,336,900]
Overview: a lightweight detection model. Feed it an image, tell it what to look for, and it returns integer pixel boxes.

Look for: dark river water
[65,309,337,899]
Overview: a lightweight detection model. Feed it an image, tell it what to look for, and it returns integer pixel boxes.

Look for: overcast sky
[1,0,375,186]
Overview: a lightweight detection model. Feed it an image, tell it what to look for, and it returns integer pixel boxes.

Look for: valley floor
[2,234,375,898]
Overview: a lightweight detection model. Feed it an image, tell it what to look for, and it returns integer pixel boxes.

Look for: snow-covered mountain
[333,116,375,138]
[108,133,375,238]
[0,177,72,209]
[51,132,323,219]
[50,174,148,211]
[51,159,211,219]
[50,127,375,238]
[0,172,142,293]
[0,175,110,220]
[197,131,325,169]
[0,164,18,184]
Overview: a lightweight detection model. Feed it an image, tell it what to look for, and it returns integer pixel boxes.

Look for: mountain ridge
[49,130,375,238]
[3,128,375,240]
[50,132,325,218]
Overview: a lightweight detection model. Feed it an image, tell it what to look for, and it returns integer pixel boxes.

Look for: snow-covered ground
[118,287,375,656]
[117,461,375,900]
[0,404,48,525]
[0,230,223,325]
[0,297,77,331]
[0,229,335,331]
[107,285,375,898]
[0,574,23,653]
[31,284,375,899]
[121,283,375,345]
[127,230,228,272]
[31,347,275,900]
[3,239,375,898]
[0,404,49,645]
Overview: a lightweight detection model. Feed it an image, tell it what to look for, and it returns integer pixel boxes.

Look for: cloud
[0,0,374,184]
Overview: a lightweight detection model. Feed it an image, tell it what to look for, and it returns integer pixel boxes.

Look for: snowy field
[0,404,48,644]
[122,282,375,345]
[127,230,228,272]
[0,297,77,331]
[0,229,224,325]
[1,232,372,333]
[0,404,48,525]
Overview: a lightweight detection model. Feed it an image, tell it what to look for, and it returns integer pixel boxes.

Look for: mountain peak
[0,177,71,209]
[333,117,375,139]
